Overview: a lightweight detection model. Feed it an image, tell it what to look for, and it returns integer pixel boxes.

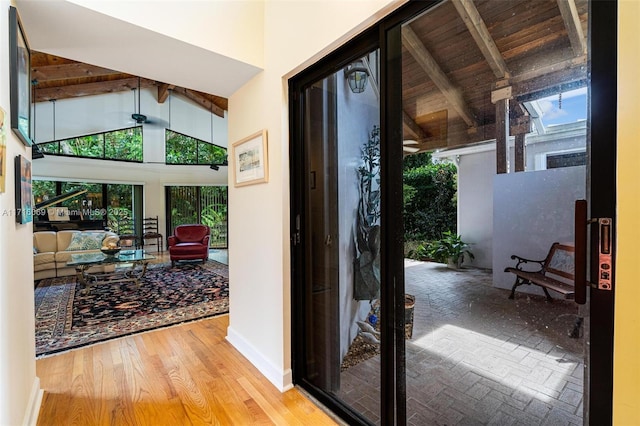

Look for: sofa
[33,230,119,280]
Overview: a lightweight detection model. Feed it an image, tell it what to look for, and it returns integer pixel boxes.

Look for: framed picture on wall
[9,6,32,147]
[15,155,33,224]
[232,129,268,187]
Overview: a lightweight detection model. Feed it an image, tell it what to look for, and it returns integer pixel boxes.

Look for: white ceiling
[15,0,263,98]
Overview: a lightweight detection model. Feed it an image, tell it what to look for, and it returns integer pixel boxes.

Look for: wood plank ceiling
[401,0,588,153]
[31,52,228,118]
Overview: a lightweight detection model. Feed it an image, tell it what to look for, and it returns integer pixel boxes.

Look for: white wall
[437,122,587,269]
[33,89,228,148]
[17,0,263,99]
[66,0,265,69]
[0,1,42,424]
[336,62,380,361]
[226,0,403,391]
[492,166,586,295]
[457,150,495,269]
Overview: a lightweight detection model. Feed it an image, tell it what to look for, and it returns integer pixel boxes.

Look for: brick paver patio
[338,260,584,425]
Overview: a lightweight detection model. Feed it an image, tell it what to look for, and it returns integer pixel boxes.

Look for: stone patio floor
[337,260,584,425]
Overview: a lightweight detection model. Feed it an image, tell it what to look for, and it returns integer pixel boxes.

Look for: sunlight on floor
[412,324,578,402]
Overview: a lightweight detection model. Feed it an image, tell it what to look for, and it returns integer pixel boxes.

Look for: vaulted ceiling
[31,51,228,118]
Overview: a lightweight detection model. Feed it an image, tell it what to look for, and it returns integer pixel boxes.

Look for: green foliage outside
[36,127,143,162]
[165,130,227,165]
[403,152,458,260]
[32,180,56,203]
[403,152,457,240]
[32,180,135,231]
[61,134,104,158]
[168,186,228,247]
[105,129,144,161]
[414,231,474,265]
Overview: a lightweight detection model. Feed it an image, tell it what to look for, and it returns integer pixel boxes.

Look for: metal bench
[505,242,583,338]
[505,242,575,301]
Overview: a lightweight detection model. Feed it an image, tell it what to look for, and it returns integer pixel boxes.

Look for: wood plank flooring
[36,315,337,425]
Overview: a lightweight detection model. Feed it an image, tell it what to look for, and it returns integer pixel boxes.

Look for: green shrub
[426,231,474,265]
[403,155,457,241]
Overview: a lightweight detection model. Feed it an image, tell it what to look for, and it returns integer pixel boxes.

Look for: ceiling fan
[403,139,420,154]
[131,77,147,124]
[129,77,168,127]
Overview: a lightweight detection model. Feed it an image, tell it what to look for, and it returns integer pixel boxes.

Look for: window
[32,180,141,231]
[546,150,587,169]
[36,127,143,162]
[165,129,227,165]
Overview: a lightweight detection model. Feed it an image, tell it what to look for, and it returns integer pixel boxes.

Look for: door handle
[325,234,332,246]
[574,199,614,305]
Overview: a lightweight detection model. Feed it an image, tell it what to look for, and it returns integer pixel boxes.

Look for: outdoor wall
[437,122,587,270]
[525,123,586,171]
[613,0,640,422]
[227,0,403,391]
[336,64,379,361]
[0,1,42,424]
[457,150,495,269]
[492,166,586,294]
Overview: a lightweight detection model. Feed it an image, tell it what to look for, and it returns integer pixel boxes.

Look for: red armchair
[168,224,210,266]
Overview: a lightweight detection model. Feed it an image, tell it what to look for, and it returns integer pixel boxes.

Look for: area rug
[34,261,229,357]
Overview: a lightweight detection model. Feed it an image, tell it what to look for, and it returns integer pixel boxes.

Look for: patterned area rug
[34,261,229,357]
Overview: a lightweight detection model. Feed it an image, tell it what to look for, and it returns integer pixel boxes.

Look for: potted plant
[427,231,474,269]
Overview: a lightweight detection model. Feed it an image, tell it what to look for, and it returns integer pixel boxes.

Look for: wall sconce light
[344,60,370,94]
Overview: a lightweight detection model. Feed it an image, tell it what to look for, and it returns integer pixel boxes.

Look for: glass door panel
[400,2,588,424]
[167,185,228,248]
[298,50,382,423]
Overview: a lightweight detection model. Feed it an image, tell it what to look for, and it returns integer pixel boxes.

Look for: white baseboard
[226,326,293,392]
[23,377,43,426]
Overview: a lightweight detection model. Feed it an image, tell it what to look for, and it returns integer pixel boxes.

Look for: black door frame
[289,26,382,426]
[587,1,617,424]
[289,1,617,424]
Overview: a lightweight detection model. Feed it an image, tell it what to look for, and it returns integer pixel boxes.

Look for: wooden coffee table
[67,249,155,294]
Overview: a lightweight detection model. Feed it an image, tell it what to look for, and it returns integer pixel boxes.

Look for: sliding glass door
[166,185,228,248]
[291,1,617,424]
[291,49,383,424]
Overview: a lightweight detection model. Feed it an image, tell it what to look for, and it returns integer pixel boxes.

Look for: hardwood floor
[36,315,337,425]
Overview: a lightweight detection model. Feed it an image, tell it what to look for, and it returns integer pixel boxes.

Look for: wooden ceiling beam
[157,84,175,103]
[556,0,587,57]
[403,110,428,140]
[32,62,122,83]
[511,56,587,97]
[34,77,145,102]
[171,87,226,118]
[451,0,510,79]
[402,26,478,128]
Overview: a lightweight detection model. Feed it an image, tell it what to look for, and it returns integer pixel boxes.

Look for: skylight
[536,87,587,128]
